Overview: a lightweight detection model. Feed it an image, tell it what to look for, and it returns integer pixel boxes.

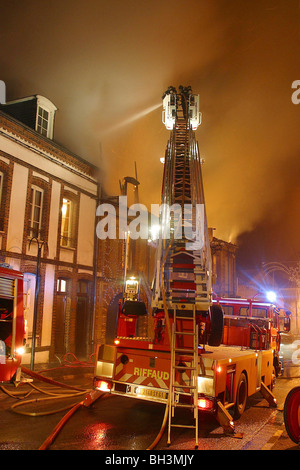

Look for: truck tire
[208,304,224,347]
[284,386,300,444]
[234,372,248,419]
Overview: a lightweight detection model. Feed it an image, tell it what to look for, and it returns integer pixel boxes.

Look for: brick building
[210,229,237,298]
[93,195,154,345]
[0,95,100,363]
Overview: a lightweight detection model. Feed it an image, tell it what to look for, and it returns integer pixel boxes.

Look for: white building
[0,95,100,364]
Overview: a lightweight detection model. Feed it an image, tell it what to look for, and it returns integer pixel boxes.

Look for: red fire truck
[94,298,279,435]
[214,296,291,378]
[0,266,25,383]
[94,87,279,444]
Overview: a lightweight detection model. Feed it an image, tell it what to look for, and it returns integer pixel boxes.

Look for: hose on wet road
[1,355,169,450]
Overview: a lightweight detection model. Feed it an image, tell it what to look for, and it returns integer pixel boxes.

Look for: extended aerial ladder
[153,86,211,314]
[152,86,215,447]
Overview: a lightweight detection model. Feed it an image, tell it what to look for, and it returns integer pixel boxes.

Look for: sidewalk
[21,360,94,384]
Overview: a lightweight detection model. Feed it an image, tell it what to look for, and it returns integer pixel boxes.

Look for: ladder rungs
[174,331,195,336]
[174,348,195,354]
[171,424,197,429]
[171,402,196,408]
[172,384,196,389]
[175,315,194,319]
[174,365,196,370]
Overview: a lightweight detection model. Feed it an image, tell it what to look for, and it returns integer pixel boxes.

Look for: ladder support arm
[260,381,277,408]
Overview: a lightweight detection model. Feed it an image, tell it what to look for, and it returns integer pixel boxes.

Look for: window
[57,279,67,293]
[29,186,43,238]
[36,107,49,137]
[77,280,89,294]
[239,307,250,317]
[60,192,78,249]
[252,308,267,318]
[222,305,234,316]
[34,96,57,139]
[61,198,73,247]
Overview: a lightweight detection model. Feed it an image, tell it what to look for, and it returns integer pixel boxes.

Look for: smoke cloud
[1,0,300,266]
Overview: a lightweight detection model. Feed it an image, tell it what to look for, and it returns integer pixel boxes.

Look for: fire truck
[94,87,278,445]
[214,296,291,378]
[0,266,25,383]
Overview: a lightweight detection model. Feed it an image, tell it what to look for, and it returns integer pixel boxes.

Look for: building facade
[0,95,99,364]
[92,195,153,346]
[0,94,241,366]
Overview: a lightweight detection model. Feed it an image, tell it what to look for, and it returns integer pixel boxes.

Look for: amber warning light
[94,380,112,393]
[197,398,214,410]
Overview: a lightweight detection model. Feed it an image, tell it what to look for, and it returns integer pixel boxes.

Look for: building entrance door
[75,280,91,358]
[55,278,71,355]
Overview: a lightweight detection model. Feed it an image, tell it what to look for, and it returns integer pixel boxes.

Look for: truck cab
[0,266,25,383]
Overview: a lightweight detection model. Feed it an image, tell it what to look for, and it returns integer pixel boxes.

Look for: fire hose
[146,238,174,450]
[0,356,100,450]
[1,363,166,450]
[146,402,169,450]
[1,357,170,449]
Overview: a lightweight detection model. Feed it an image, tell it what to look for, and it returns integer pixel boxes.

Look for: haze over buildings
[1,0,300,268]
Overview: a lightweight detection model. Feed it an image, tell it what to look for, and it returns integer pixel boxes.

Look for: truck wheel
[234,373,248,419]
[284,386,300,444]
[208,305,224,347]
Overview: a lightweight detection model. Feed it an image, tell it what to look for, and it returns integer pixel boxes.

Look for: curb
[260,424,285,450]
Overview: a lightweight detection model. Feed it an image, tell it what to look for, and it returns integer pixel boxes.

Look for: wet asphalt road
[0,362,299,451]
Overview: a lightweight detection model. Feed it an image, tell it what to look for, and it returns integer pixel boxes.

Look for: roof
[0,95,39,130]
[0,95,99,180]
[0,95,58,129]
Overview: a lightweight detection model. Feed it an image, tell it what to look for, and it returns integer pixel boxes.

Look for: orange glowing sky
[1,0,300,266]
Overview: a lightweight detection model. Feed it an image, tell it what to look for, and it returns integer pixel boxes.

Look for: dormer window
[35,95,57,139]
[0,94,57,139]
[37,106,49,137]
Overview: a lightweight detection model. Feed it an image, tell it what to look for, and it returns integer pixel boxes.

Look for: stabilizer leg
[260,381,277,408]
[216,401,235,434]
[216,402,244,439]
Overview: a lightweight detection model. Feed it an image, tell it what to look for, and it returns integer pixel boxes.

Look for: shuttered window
[0,277,15,298]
